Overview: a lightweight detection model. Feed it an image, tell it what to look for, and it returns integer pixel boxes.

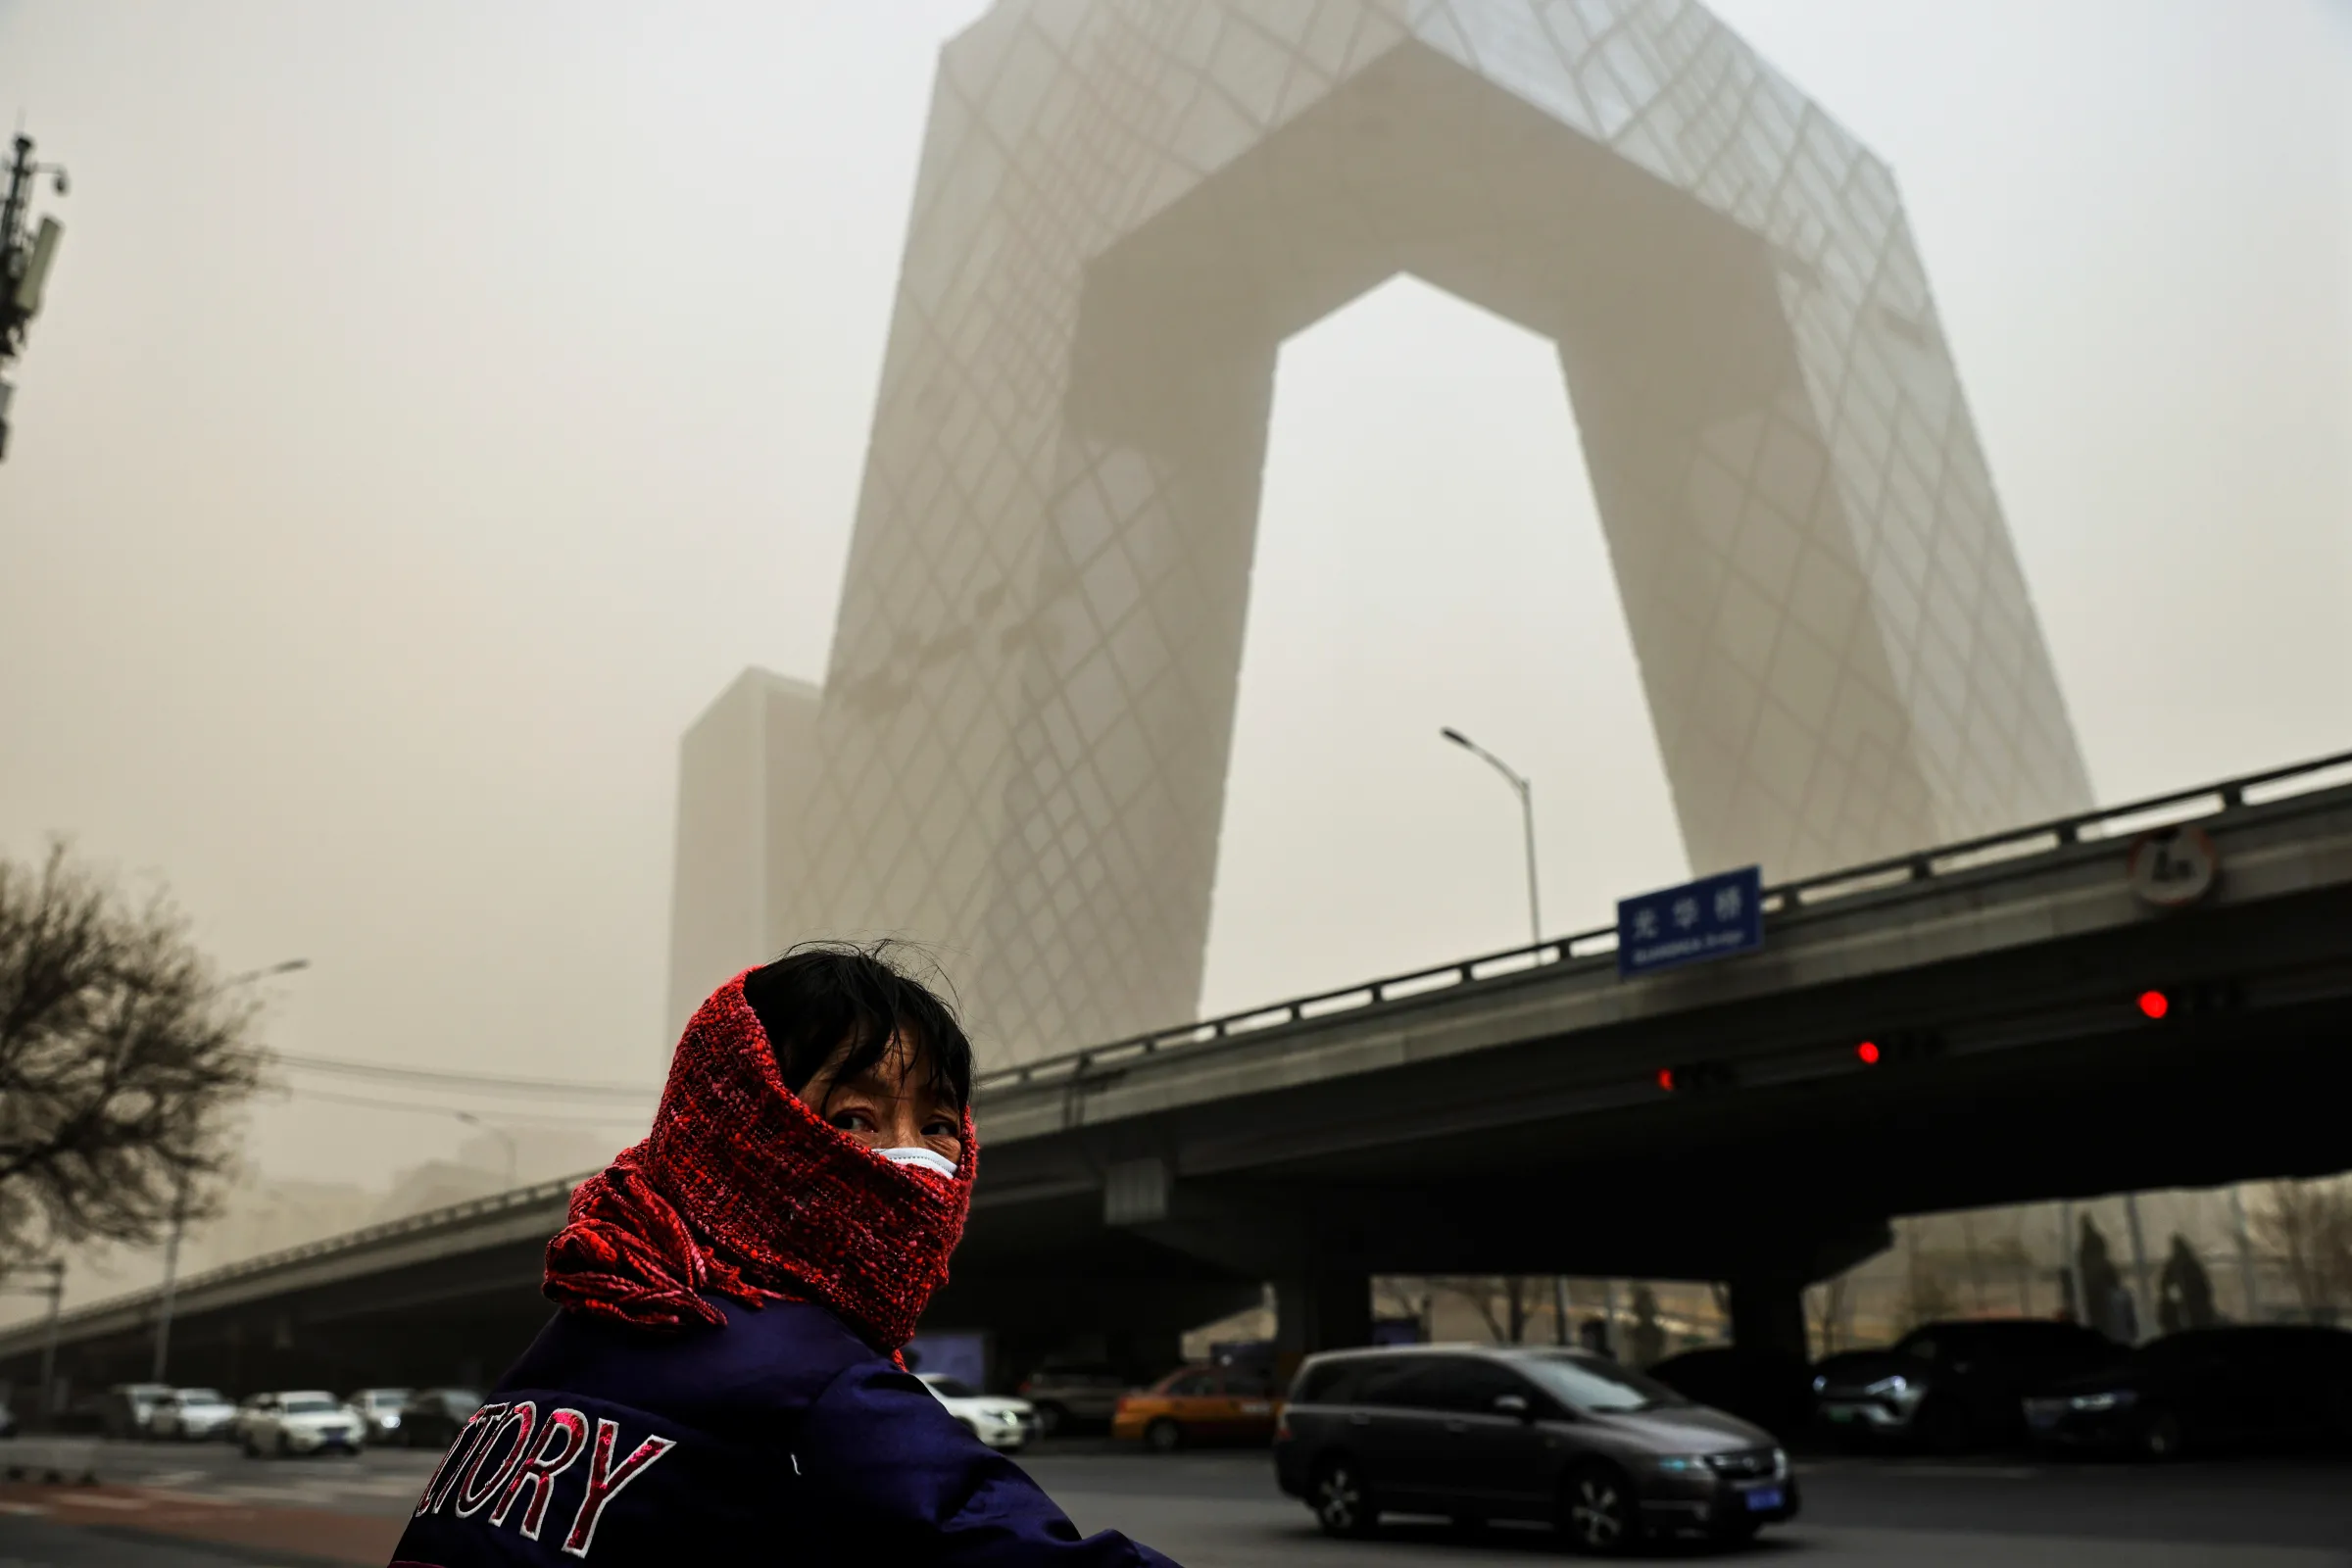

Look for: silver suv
[1274,1346,1794,1554]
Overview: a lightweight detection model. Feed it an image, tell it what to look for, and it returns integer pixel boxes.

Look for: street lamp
[1443,727,1562,1339]
[455,1111,518,1188]
[218,957,311,989]
[1,1261,66,1430]
[155,957,312,1382]
[1440,727,1542,947]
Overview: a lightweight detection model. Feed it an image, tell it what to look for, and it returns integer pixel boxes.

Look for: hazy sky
[0,1,2345,1191]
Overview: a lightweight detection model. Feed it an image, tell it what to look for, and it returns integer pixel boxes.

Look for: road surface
[0,1438,2345,1566]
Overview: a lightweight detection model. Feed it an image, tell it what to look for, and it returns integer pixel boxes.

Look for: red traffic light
[1656,1068,1676,1092]
[2137,990,2170,1020]
[1856,1040,1881,1064]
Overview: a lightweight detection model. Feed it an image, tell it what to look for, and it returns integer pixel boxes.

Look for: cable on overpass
[275,1085,653,1128]
[257,1049,658,1102]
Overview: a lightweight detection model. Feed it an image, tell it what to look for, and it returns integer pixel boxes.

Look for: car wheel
[1144,1418,1183,1454]
[275,1433,291,1459]
[1916,1396,1976,1455]
[1308,1455,1378,1539]
[1560,1463,1641,1556]
[242,1433,262,1459]
[2140,1410,2184,1461]
[1034,1402,1067,1438]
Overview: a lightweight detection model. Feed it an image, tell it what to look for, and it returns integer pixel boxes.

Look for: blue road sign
[1617,865,1764,978]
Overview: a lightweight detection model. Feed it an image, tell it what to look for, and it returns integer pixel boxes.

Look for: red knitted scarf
[542,971,975,1352]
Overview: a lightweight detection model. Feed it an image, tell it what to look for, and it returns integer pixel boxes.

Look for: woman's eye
[829,1109,878,1133]
[923,1118,956,1138]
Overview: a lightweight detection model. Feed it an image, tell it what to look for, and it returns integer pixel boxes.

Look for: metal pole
[152,1185,187,1383]
[2,135,32,270]
[36,1261,64,1429]
[1600,1278,1618,1357]
[2060,1200,2087,1327]
[1551,1276,1569,1346]
[2123,1194,2153,1343]
[2228,1184,2262,1324]
[457,1112,517,1187]
[1440,728,1542,948]
[1516,777,1541,947]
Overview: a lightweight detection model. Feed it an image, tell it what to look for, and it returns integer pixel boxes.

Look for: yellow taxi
[1111,1364,1281,1452]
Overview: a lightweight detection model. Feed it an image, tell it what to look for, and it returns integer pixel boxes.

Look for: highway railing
[972,746,2352,1096]
[2,1169,603,1349]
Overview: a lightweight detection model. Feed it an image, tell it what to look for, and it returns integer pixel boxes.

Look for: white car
[918,1374,1040,1451]
[347,1387,412,1446]
[151,1388,237,1442]
[237,1390,364,1457]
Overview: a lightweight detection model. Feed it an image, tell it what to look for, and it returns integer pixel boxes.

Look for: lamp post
[1439,727,1541,947]
[153,957,311,1382]
[1442,727,1557,1341]
[150,1180,187,1384]
[455,1112,518,1188]
[0,1261,66,1429]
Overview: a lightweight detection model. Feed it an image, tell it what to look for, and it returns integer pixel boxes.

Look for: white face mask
[875,1146,958,1181]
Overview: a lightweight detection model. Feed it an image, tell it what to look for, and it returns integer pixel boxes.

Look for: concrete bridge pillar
[1274,1271,1371,1369]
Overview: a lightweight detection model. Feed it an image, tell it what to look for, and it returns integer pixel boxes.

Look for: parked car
[150,1388,237,1442]
[916,1374,1040,1451]
[2026,1325,2352,1459]
[236,1391,363,1457]
[98,1382,174,1440]
[1812,1319,2121,1451]
[1114,1365,1280,1452]
[1275,1346,1793,1553]
[1647,1347,1816,1442]
[346,1388,413,1446]
[397,1388,484,1450]
[1014,1364,1128,1436]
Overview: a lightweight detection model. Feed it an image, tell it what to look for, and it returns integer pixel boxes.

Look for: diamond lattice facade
[670,0,2092,1062]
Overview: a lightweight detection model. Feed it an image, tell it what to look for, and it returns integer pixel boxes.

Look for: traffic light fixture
[2136,980,2245,1022]
[1857,1028,1946,1066]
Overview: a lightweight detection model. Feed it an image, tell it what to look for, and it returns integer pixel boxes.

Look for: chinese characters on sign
[1617,866,1765,978]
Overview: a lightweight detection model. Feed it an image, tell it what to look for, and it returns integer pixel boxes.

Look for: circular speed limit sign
[2128,824,2220,909]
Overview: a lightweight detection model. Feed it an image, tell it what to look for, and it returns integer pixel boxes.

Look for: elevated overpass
[7,750,2349,1398]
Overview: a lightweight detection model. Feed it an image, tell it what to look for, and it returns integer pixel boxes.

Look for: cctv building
[668,0,2091,1064]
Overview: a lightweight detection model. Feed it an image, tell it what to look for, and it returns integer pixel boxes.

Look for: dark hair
[740,942,973,1113]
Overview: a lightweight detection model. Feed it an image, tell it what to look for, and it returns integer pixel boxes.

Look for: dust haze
[0,1,2344,1314]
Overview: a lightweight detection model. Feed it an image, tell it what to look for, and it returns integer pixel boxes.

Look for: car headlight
[1772,1446,1789,1479]
[1654,1455,1712,1474]
[380,1413,401,1427]
[1811,1374,1828,1393]
[1863,1375,1911,1398]
[2068,1391,2136,1412]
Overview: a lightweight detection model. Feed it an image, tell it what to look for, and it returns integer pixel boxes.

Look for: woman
[390,946,1180,1566]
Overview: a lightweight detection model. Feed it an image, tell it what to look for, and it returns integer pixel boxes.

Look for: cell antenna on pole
[1,125,71,464]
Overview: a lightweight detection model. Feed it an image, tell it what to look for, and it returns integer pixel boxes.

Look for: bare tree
[1807,1273,1852,1356]
[2253,1179,2352,1325]
[0,843,265,1262]
[1426,1276,1540,1343]
[1373,1276,1434,1339]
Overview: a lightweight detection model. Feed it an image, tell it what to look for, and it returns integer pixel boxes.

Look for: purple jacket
[389,1300,1179,1566]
